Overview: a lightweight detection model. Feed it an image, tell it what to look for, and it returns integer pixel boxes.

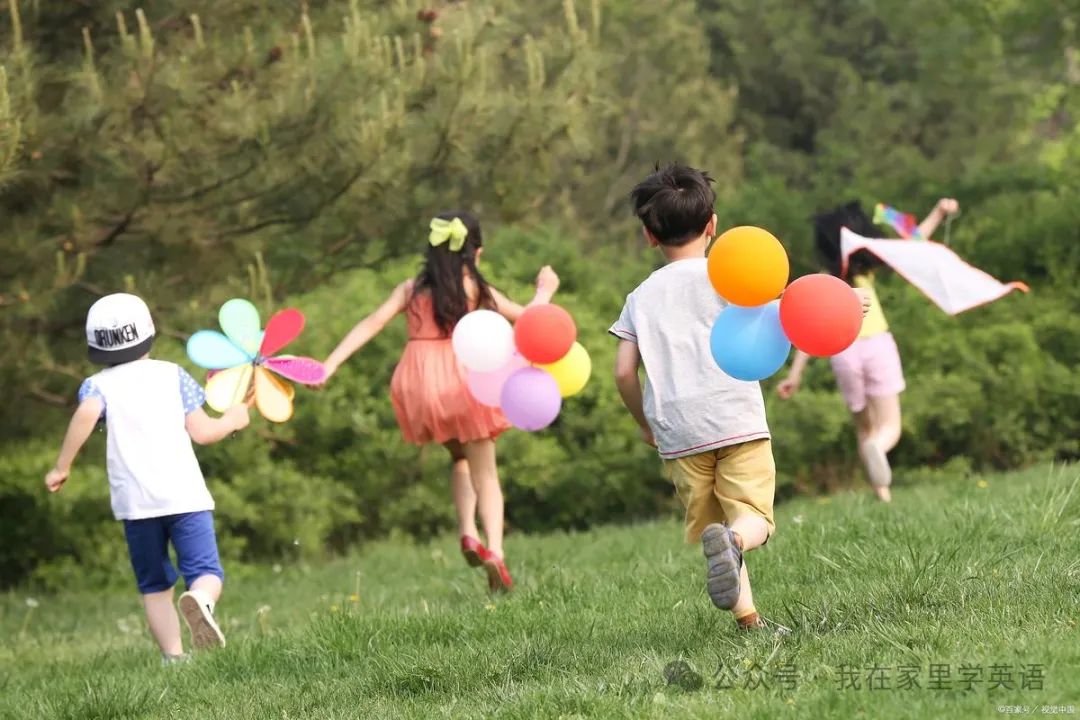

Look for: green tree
[0,64,18,186]
[0,0,740,439]
[0,0,741,587]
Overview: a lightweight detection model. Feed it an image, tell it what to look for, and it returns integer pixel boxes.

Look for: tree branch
[91,210,136,248]
[42,362,85,383]
[153,162,259,203]
[219,166,366,237]
[28,386,71,408]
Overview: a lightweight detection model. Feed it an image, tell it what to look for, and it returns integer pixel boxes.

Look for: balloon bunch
[707,226,864,381]
[451,305,591,431]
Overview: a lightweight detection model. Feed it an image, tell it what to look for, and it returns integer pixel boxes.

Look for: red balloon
[514,305,577,364]
[779,274,863,357]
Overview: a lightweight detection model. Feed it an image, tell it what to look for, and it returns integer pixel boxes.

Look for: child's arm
[492,266,560,322]
[185,405,251,445]
[323,280,412,380]
[613,340,655,446]
[776,351,811,399]
[916,198,960,240]
[45,398,104,492]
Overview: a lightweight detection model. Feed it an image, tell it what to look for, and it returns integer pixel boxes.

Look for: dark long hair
[412,211,496,336]
[812,200,885,282]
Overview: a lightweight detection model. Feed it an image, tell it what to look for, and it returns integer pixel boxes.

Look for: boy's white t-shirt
[79,358,213,520]
[609,258,770,460]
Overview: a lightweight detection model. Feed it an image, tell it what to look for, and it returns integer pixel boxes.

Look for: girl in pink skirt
[322,211,559,590]
[777,198,959,501]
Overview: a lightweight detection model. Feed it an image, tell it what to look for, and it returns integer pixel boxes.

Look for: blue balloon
[709,301,791,381]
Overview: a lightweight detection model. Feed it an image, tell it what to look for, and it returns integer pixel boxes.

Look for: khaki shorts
[664,439,776,544]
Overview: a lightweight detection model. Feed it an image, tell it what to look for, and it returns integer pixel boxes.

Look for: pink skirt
[389,339,511,445]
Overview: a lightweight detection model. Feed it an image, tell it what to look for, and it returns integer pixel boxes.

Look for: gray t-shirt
[609,258,770,459]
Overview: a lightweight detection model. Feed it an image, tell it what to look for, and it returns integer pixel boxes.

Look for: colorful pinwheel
[186,299,326,422]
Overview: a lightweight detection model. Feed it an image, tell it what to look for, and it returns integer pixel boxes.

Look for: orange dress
[390,293,512,445]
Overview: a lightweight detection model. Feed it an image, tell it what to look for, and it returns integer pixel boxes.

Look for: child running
[322,211,559,592]
[777,198,959,501]
[45,293,251,663]
[610,163,781,631]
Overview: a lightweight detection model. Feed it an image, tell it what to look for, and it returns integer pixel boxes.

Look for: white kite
[840,228,1029,316]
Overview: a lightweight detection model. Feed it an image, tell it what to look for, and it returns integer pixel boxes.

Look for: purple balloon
[466,353,528,407]
[500,367,562,431]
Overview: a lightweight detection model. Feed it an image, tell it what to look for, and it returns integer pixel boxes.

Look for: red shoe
[483,554,513,593]
[460,535,489,568]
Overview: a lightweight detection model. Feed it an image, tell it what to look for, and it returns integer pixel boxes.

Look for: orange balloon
[707,226,789,306]
[779,274,863,357]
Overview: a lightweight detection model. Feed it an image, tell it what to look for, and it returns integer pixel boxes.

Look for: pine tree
[0,64,19,186]
[0,0,743,437]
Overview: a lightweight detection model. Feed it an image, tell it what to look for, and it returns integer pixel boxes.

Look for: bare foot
[874,485,892,503]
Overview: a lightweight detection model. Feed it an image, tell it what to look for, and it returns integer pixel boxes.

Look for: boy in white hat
[45,293,251,663]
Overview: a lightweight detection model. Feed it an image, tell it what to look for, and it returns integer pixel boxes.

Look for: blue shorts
[123,511,224,594]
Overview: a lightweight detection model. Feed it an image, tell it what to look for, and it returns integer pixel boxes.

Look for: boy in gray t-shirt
[611,163,776,631]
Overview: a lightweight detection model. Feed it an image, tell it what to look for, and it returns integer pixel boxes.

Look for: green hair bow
[429,217,469,252]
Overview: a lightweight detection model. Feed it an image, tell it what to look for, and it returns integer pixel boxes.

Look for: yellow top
[854,274,888,338]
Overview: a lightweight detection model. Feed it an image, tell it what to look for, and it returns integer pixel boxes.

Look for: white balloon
[452,310,514,372]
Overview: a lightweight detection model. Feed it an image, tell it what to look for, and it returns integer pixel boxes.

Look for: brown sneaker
[178,591,226,649]
[736,612,766,631]
[701,524,742,610]
[736,612,791,635]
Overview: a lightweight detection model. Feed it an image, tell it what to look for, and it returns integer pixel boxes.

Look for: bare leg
[189,574,222,605]
[853,406,874,446]
[726,516,768,620]
[142,588,184,655]
[464,439,504,558]
[867,394,902,452]
[444,442,478,539]
[729,515,769,551]
[731,563,755,617]
[855,402,893,501]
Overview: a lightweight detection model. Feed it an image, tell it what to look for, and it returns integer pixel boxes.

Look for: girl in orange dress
[322,211,559,591]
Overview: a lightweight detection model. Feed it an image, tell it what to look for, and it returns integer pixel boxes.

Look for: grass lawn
[1,464,1078,719]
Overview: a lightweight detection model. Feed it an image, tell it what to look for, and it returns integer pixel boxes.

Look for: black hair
[412,210,495,336]
[629,163,717,247]
[812,200,885,281]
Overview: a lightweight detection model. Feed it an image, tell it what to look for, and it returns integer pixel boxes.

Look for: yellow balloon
[538,342,591,398]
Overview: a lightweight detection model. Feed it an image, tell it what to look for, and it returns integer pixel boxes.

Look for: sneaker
[161,652,192,667]
[701,523,742,610]
[860,438,892,489]
[736,612,792,635]
[178,591,226,649]
[735,612,766,631]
